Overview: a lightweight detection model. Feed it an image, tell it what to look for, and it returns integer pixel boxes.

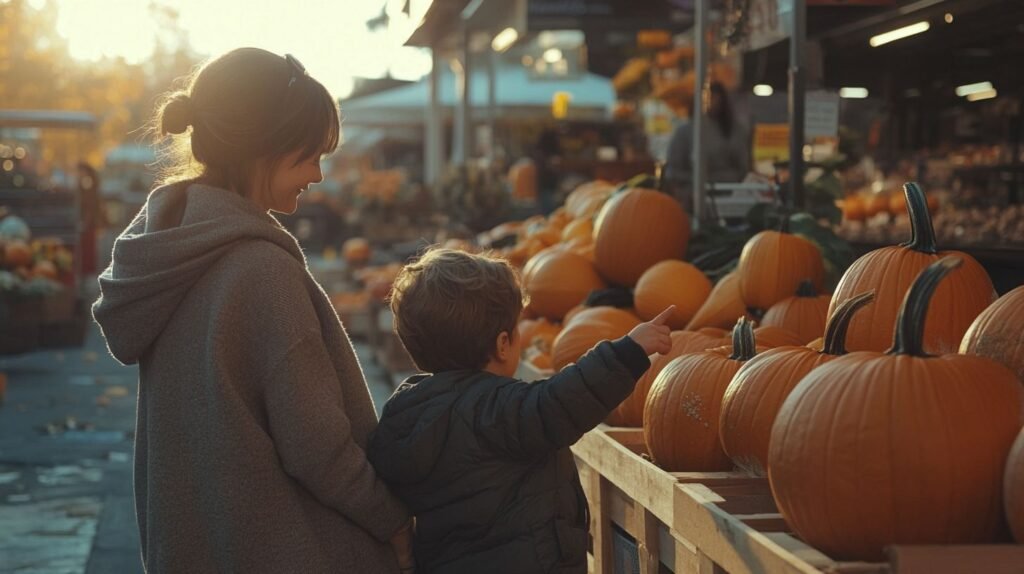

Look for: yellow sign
[552,91,572,119]
[753,123,790,163]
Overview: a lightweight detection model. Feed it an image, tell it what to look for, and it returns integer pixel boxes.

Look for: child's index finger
[649,305,676,326]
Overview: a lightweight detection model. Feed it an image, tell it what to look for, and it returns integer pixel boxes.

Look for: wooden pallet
[572,426,1024,574]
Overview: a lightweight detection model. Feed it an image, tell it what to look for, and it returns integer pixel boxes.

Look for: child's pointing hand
[627,306,675,356]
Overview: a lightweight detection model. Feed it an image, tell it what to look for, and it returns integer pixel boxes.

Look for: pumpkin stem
[889,257,962,357]
[899,182,938,255]
[795,279,817,298]
[822,291,875,355]
[729,317,758,361]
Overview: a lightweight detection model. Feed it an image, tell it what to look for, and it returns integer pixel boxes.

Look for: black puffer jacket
[368,337,649,574]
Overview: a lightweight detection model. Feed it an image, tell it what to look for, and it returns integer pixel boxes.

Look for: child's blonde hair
[390,248,525,373]
[151,47,340,195]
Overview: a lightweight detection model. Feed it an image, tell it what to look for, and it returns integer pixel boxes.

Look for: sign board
[527,0,689,30]
[805,90,840,138]
[753,123,790,163]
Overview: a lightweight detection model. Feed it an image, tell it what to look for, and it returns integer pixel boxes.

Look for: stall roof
[0,109,98,130]
[341,61,615,126]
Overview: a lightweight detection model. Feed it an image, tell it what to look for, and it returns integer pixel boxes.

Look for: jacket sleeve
[261,332,411,543]
[474,337,650,460]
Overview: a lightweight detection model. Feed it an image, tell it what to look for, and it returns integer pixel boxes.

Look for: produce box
[572,426,1024,574]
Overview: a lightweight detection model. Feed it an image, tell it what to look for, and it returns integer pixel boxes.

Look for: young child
[368,248,673,574]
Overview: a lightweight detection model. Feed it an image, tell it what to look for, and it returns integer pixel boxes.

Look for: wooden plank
[588,467,613,574]
[888,545,1024,574]
[635,507,660,574]
[735,513,790,532]
[674,484,826,574]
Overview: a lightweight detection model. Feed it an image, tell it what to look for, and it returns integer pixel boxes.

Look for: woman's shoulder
[208,240,312,305]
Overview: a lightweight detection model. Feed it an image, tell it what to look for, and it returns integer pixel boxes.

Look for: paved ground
[0,321,398,574]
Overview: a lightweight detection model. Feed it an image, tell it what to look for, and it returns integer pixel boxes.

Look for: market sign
[754,123,790,163]
[805,90,840,139]
[742,0,895,51]
[527,0,690,30]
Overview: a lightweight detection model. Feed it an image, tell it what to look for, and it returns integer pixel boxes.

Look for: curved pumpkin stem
[795,279,817,298]
[822,291,875,355]
[889,257,962,357]
[899,182,938,255]
[729,317,758,361]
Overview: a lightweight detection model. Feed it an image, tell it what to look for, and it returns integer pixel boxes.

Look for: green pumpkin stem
[729,317,758,361]
[899,182,938,255]
[796,280,817,298]
[889,257,962,357]
[822,291,875,355]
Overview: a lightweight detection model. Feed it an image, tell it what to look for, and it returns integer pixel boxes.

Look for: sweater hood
[370,370,504,485]
[92,182,305,365]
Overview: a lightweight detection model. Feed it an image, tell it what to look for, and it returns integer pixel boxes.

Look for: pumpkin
[3,240,33,269]
[643,318,759,471]
[529,225,563,247]
[686,272,749,331]
[593,188,690,286]
[761,280,832,344]
[551,307,641,370]
[697,327,728,338]
[737,227,825,312]
[606,329,722,427]
[561,218,593,244]
[841,196,866,222]
[563,304,587,326]
[509,160,537,200]
[565,181,614,220]
[827,182,996,354]
[31,260,58,281]
[865,194,889,218]
[751,326,804,348]
[769,257,1023,560]
[634,261,712,330]
[518,318,562,353]
[524,250,605,320]
[720,291,875,476]
[1005,428,1024,542]
[960,285,1024,383]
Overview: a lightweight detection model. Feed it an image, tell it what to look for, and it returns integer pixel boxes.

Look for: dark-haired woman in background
[91,48,414,573]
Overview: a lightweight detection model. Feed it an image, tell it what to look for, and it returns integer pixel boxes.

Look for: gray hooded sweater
[93,182,409,573]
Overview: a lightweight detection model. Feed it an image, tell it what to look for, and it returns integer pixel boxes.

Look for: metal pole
[692,0,708,229]
[788,0,807,209]
[454,26,473,163]
[487,48,498,162]
[425,47,444,187]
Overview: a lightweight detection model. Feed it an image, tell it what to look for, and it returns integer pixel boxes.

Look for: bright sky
[46,0,432,97]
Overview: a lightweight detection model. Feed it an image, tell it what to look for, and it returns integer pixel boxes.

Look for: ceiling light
[491,27,518,53]
[967,89,997,102]
[753,84,773,96]
[956,81,994,97]
[839,87,869,99]
[869,21,930,47]
[542,48,563,64]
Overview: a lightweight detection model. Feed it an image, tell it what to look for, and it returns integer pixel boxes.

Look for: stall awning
[0,110,98,130]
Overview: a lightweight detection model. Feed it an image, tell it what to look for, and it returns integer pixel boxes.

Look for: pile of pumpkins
[0,215,73,286]
[503,180,1024,561]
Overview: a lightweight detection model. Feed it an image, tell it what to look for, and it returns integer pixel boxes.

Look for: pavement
[0,319,398,574]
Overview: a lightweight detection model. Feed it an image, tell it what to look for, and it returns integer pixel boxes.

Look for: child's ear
[495,331,512,362]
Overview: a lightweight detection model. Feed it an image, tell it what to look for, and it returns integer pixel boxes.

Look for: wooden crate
[572,426,1024,574]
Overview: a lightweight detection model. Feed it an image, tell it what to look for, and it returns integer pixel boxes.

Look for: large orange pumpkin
[750,326,804,348]
[524,250,605,320]
[737,228,825,312]
[565,181,614,220]
[606,329,722,427]
[1005,428,1024,542]
[769,257,1023,560]
[633,260,711,330]
[686,272,749,331]
[760,280,832,344]
[551,307,641,370]
[560,218,593,244]
[643,318,759,471]
[593,188,690,286]
[720,291,874,476]
[518,318,562,353]
[960,285,1024,383]
[827,182,996,354]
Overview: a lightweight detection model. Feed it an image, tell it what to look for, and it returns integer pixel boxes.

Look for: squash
[751,326,804,348]
[737,227,825,312]
[593,188,690,286]
[606,330,722,427]
[1005,428,1024,543]
[960,285,1024,383]
[561,218,593,244]
[634,260,712,330]
[551,307,641,370]
[523,250,605,320]
[761,280,832,344]
[769,257,1022,560]
[719,291,874,476]
[827,182,996,354]
[643,318,759,471]
[686,272,749,331]
[518,318,562,353]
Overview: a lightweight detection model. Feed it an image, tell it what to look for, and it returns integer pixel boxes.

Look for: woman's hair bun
[161,93,195,135]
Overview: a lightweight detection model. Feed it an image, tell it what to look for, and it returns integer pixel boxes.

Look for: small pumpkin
[720,291,874,476]
[593,188,690,286]
[341,237,372,264]
[828,182,996,354]
[551,307,641,370]
[565,181,614,220]
[1005,428,1024,543]
[518,318,562,353]
[686,272,749,331]
[960,285,1024,383]
[3,240,32,269]
[769,257,1023,560]
[841,196,866,222]
[736,225,825,312]
[865,194,889,218]
[634,260,712,329]
[643,318,759,471]
[523,250,605,320]
[761,280,832,344]
[606,329,722,427]
[561,218,593,244]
